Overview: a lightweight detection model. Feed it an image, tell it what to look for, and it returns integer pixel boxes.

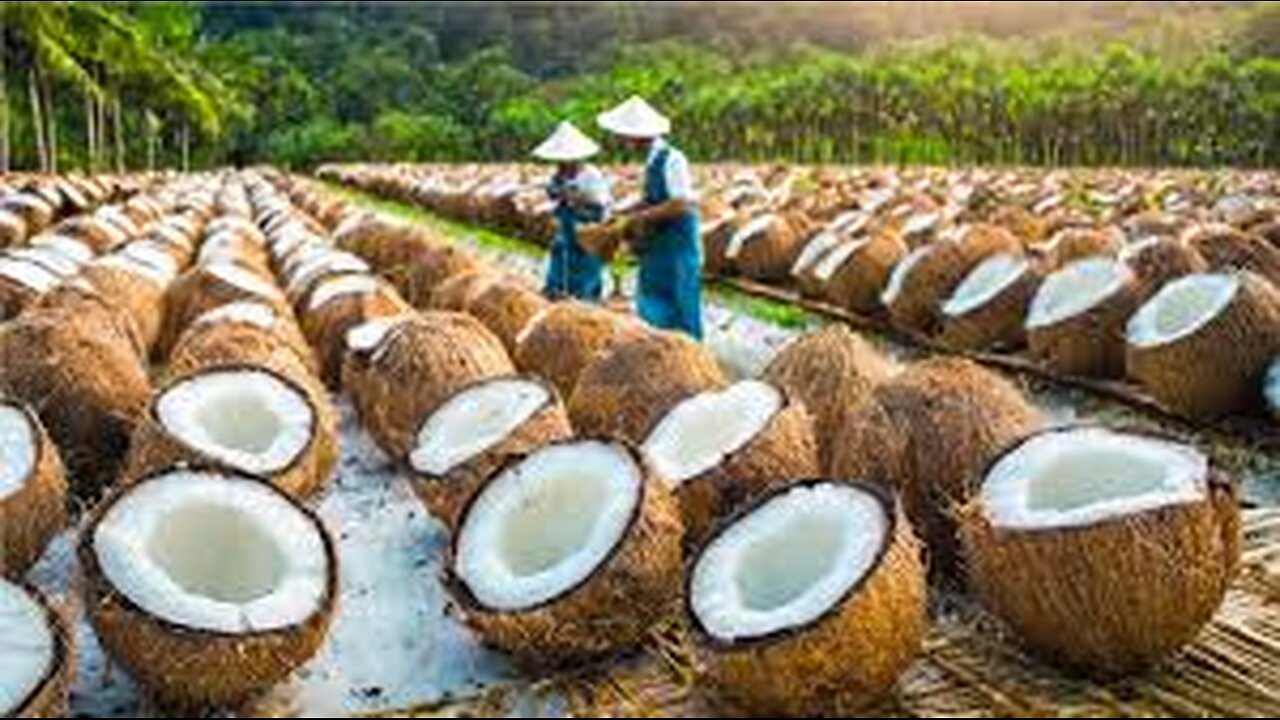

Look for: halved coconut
[939,253,1040,351]
[1027,257,1141,377]
[1038,227,1123,270]
[959,427,1240,676]
[763,325,892,473]
[830,357,1044,573]
[7,247,81,278]
[0,308,151,497]
[816,230,909,314]
[512,302,645,399]
[465,281,550,354]
[162,261,289,355]
[731,213,812,282]
[340,313,414,415]
[55,214,130,253]
[1187,225,1280,286]
[447,439,682,666]
[642,380,819,544]
[0,195,53,236]
[429,268,500,312]
[0,258,60,319]
[0,401,67,578]
[352,312,514,461]
[283,252,369,305]
[80,257,169,352]
[0,579,72,717]
[790,215,867,296]
[569,330,728,443]
[689,480,925,716]
[1266,358,1280,419]
[81,467,336,708]
[397,243,480,307]
[29,233,95,265]
[1119,235,1209,292]
[170,301,318,376]
[701,211,745,276]
[409,376,572,530]
[299,274,410,388]
[29,278,148,358]
[125,366,333,499]
[1126,272,1280,417]
[0,210,26,247]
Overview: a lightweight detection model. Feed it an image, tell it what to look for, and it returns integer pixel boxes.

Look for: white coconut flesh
[207,262,283,303]
[31,235,94,264]
[96,255,170,287]
[810,238,867,283]
[690,482,888,642]
[0,258,59,293]
[0,404,36,502]
[455,441,640,611]
[790,230,842,277]
[943,253,1031,317]
[192,300,280,330]
[8,248,80,277]
[345,314,411,354]
[1026,258,1132,329]
[411,379,551,475]
[981,428,1207,530]
[1265,358,1280,417]
[307,274,380,312]
[643,380,782,486]
[92,470,328,633]
[1126,273,1238,348]
[0,580,55,714]
[121,242,181,278]
[287,254,368,297]
[880,245,934,305]
[726,214,778,259]
[155,369,314,476]
[902,211,940,238]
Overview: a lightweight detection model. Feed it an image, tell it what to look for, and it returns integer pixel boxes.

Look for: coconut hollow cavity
[691,481,891,642]
[943,253,1031,318]
[89,469,331,634]
[410,378,551,475]
[0,580,64,716]
[153,368,315,476]
[980,427,1208,530]
[0,403,37,502]
[1268,359,1280,418]
[643,380,782,486]
[1126,273,1239,348]
[454,440,641,611]
[1026,257,1132,329]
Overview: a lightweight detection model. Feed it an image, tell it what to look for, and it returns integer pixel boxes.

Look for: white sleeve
[580,166,613,209]
[664,150,696,201]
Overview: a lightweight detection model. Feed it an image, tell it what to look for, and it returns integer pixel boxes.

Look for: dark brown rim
[6,580,70,717]
[684,478,900,651]
[444,436,649,615]
[77,462,338,640]
[148,362,320,479]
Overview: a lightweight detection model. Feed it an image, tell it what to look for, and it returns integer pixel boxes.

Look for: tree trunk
[112,95,124,172]
[181,120,190,171]
[41,68,56,173]
[28,67,46,172]
[0,31,9,173]
[85,90,95,172]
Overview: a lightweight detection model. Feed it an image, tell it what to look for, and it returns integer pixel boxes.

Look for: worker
[597,96,703,339]
[532,120,612,301]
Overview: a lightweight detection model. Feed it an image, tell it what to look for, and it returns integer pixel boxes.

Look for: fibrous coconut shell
[299,279,411,388]
[1188,225,1280,286]
[466,281,550,354]
[939,263,1042,351]
[5,583,74,717]
[820,231,909,314]
[0,401,68,578]
[512,302,646,399]
[429,269,501,312]
[1028,267,1142,378]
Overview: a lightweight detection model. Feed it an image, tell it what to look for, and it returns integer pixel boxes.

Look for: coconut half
[0,258,59,319]
[1027,258,1140,377]
[642,380,819,543]
[448,439,682,666]
[512,301,644,399]
[0,580,71,717]
[299,274,409,388]
[466,281,550,354]
[940,253,1039,351]
[0,401,68,578]
[409,376,572,530]
[1266,357,1280,419]
[1126,272,1280,417]
[82,468,336,708]
[171,301,319,378]
[689,480,924,716]
[818,231,909,314]
[960,427,1241,676]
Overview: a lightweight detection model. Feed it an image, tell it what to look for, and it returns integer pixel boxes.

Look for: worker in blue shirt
[532,121,612,301]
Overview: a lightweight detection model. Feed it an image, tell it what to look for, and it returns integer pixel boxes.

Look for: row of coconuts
[321,163,1280,423]
[306,171,1242,714]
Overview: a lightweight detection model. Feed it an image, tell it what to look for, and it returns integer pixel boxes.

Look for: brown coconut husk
[1188,225,1280,286]
[1127,272,1280,417]
[28,279,148,359]
[446,439,683,667]
[734,213,814,283]
[830,358,1044,575]
[410,376,573,531]
[169,307,319,379]
[0,259,59,320]
[568,330,728,444]
[1027,265,1143,378]
[5,582,74,717]
[513,301,647,400]
[939,260,1042,351]
[395,243,481,308]
[1,195,55,236]
[78,469,337,709]
[701,211,745,277]
[886,224,1022,333]
[1040,227,1123,270]
[53,215,130,253]
[78,260,168,352]
[0,308,150,497]
[160,263,290,356]
[0,210,27,247]
[428,268,501,312]
[299,277,411,388]
[651,384,820,546]
[1121,236,1210,293]
[819,230,910,314]
[355,312,515,461]
[958,428,1241,677]
[762,325,893,473]
[693,480,926,716]
[0,401,68,578]
[465,280,550,354]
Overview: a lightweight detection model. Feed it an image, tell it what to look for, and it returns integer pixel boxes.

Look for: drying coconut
[569,330,728,443]
[339,313,414,418]
[959,426,1240,676]
[56,215,131,253]
[466,280,550,354]
[30,278,148,358]
[7,246,82,278]
[298,274,410,387]
[429,268,501,312]
[354,312,514,461]
[790,212,871,297]
[1126,272,1280,417]
[989,204,1048,244]
[816,230,909,314]
[0,401,67,578]
[31,233,95,265]
[1,195,54,237]
[283,252,369,305]
[81,467,336,709]
[1266,358,1280,419]
[830,357,1044,573]
[1039,227,1123,270]
[80,257,170,352]
[169,302,318,379]
[0,258,60,319]
[409,376,572,530]
[447,439,682,666]
[162,261,290,354]
[396,243,480,307]
[1120,235,1209,292]
[701,211,745,276]
[939,253,1040,351]
[730,213,811,282]
[125,365,336,500]
[1187,225,1280,286]
[0,210,25,247]
[762,325,892,472]
[0,307,150,497]
[642,380,819,544]
[689,480,925,716]
[1027,257,1141,377]
[0,580,72,717]
[513,301,645,399]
